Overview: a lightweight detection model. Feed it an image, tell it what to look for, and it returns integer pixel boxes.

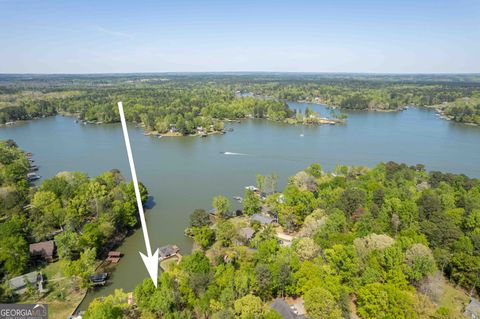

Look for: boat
[89,272,108,283]
[27,173,41,181]
[233,196,243,202]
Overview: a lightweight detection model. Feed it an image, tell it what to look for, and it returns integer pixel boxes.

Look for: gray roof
[240,227,255,240]
[465,298,480,319]
[159,245,179,257]
[270,299,304,319]
[250,214,274,225]
[9,271,41,290]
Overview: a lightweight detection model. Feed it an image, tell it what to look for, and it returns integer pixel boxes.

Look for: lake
[1,102,479,308]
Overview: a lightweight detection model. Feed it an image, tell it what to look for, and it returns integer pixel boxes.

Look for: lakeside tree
[213,195,231,219]
[243,189,261,216]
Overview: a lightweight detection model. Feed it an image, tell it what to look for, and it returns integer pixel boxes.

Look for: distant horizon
[2,71,480,76]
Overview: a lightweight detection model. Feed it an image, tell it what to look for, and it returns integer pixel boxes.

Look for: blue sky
[0,0,479,73]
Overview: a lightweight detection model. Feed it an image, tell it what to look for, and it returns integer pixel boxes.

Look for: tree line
[2,74,479,127]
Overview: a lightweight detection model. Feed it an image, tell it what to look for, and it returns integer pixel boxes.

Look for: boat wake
[221,151,249,156]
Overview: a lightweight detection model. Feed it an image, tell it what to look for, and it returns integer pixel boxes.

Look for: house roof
[159,245,179,257]
[29,240,55,258]
[276,233,294,241]
[240,227,255,240]
[250,214,274,225]
[270,299,304,319]
[9,271,40,290]
[465,298,480,318]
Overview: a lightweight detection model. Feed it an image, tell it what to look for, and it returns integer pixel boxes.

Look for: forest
[0,140,148,301]
[1,73,480,128]
[440,97,480,125]
[83,161,480,319]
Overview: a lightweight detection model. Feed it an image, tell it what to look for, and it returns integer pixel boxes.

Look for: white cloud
[96,26,133,38]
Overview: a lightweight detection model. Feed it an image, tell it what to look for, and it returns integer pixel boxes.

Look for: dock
[106,251,123,263]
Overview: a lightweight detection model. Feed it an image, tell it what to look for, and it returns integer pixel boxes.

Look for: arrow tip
[139,249,159,287]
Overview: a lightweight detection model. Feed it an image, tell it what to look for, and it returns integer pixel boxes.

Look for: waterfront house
[159,245,180,260]
[30,240,55,262]
[250,213,274,225]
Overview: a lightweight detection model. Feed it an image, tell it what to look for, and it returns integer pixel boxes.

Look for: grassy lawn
[45,292,85,319]
[160,257,180,271]
[438,280,469,318]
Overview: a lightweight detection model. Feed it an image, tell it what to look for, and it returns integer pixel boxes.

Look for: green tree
[217,221,237,247]
[55,230,80,260]
[304,287,342,319]
[357,283,416,319]
[84,289,129,319]
[243,189,261,216]
[63,247,97,288]
[190,209,211,227]
[213,195,231,219]
[233,294,264,319]
[193,226,215,250]
[405,244,436,282]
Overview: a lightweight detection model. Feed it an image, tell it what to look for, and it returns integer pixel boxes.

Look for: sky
[0,0,479,73]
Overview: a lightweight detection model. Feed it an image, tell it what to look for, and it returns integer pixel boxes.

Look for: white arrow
[117,101,159,287]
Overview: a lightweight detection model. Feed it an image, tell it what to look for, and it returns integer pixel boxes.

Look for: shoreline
[1,101,476,131]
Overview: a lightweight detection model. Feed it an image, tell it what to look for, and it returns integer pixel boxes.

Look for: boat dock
[106,251,123,263]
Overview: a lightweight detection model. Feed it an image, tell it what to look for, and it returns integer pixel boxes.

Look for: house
[9,271,44,294]
[250,214,274,225]
[270,299,306,319]
[465,298,480,319]
[240,227,255,241]
[159,245,180,260]
[30,240,55,262]
[276,232,294,247]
